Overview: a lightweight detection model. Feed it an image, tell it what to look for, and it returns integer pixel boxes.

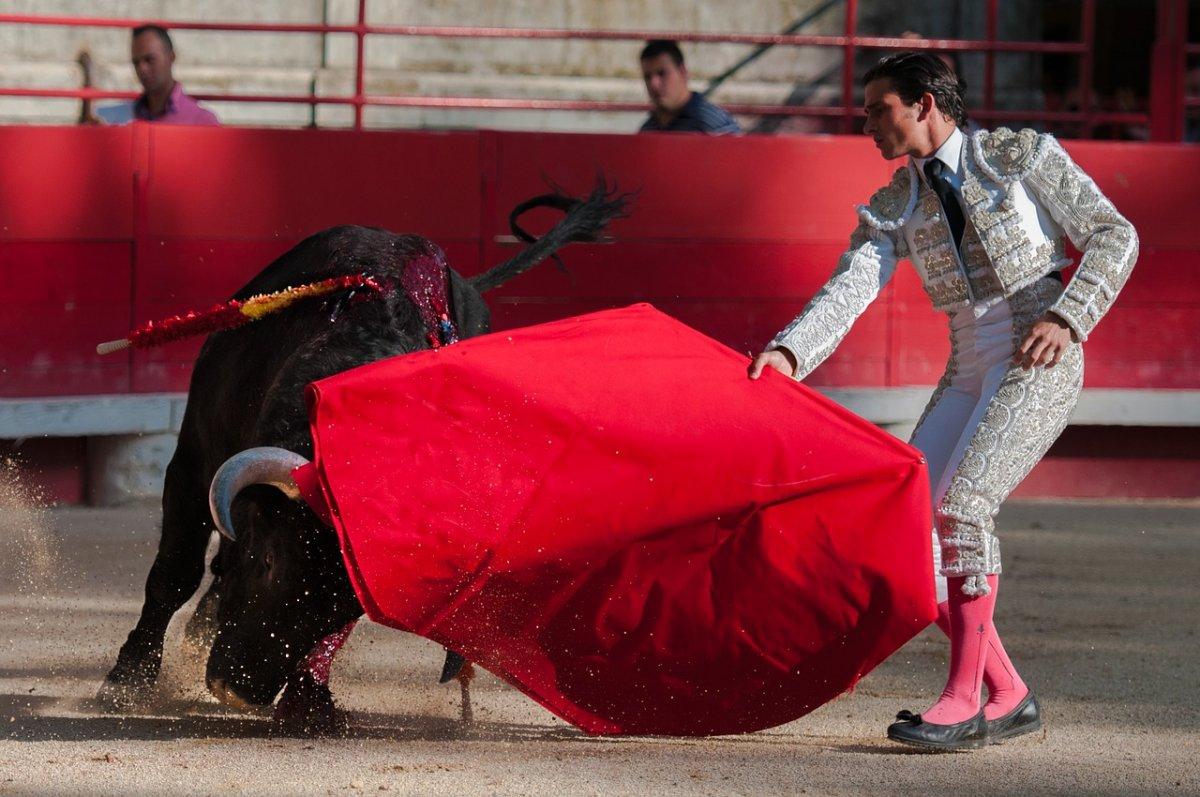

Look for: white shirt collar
[913,126,964,182]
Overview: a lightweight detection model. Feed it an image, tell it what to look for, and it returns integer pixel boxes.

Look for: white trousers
[908,278,1084,600]
[911,300,1015,602]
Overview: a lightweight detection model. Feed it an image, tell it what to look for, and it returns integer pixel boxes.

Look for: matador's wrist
[771,346,799,377]
[1044,311,1078,342]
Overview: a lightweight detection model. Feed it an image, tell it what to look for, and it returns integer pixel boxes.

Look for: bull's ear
[209,447,310,542]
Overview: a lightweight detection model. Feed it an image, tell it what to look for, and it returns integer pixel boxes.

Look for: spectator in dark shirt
[638,40,741,135]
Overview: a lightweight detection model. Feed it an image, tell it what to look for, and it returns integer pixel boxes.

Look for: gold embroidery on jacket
[979,127,1039,177]
[959,140,1046,292]
[867,168,913,222]
[1023,138,1138,340]
[908,131,1090,312]
[959,226,1004,299]
[910,183,971,308]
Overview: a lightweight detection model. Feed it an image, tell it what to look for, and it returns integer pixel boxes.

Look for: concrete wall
[5,388,1199,505]
[0,1,1065,132]
[0,0,848,132]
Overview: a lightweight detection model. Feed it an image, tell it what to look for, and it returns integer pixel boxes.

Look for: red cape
[299,304,935,735]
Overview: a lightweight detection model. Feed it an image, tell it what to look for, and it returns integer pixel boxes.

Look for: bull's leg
[439,650,466,683]
[272,669,347,736]
[457,662,475,724]
[99,458,209,708]
[271,633,476,732]
[272,620,357,736]
[437,650,474,723]
[182,576,221,651]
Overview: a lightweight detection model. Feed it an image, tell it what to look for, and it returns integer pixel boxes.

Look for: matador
[749,52,1137,750]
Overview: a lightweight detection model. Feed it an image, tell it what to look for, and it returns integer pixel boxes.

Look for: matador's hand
[748,348,798,380]
[1014,312,1074,370]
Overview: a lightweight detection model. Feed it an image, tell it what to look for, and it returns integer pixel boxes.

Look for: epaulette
[856,164,918,231]
[971,127,1054,185]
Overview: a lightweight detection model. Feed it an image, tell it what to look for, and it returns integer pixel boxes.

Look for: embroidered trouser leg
[911,279,1084,597]
[911,294,1009,602]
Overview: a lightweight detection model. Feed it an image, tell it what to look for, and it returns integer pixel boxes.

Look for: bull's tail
[469,178,632,294]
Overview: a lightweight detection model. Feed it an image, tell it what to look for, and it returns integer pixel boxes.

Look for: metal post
[984,0,997,116]
[842,0,858,134]
[1079,0,1095,137]
[1149,0,1186,141]
[354,0,367,130]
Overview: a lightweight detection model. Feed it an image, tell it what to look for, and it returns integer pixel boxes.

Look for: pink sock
[934,579,1028,721]
[920,575,996,725]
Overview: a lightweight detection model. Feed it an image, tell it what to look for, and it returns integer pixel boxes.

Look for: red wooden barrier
[1,125,1197,398]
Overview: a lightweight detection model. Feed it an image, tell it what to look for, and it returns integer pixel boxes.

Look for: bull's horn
[209,447,310,542]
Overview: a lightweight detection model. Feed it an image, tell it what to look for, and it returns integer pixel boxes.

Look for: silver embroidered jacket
[771,127,1139,379]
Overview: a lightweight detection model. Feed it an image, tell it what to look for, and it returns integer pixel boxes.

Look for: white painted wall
[4,389,1196,504]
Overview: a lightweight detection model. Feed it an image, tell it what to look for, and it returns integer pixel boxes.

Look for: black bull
[98,183,627,721]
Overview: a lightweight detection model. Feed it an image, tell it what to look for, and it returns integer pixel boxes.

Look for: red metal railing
[0,1,1184,139]
[1186,0,1200,132]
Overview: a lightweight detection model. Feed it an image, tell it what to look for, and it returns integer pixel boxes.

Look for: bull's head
[205,448,361,708]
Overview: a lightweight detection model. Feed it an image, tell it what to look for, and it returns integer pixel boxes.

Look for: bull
[99,183,627,730]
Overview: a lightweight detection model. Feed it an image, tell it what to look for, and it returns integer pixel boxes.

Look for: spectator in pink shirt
[129,25,219,126]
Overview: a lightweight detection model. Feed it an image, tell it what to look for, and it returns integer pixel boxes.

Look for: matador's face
[862,78,923,160]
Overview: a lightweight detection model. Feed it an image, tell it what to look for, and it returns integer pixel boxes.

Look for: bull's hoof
[97,648,162,711]
[271,671,349,737]
[96,677,156,711]
[439,650,466,683]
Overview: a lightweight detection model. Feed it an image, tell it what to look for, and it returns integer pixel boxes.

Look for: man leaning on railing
[81,24,219,126]
[638,40,741,135]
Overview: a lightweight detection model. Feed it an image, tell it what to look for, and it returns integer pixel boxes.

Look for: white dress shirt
[907,126,1065,318]
[914,126,967,196]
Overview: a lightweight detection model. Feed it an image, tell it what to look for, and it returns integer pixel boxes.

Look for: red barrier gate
[2,125,1198,501]
[1,125,1195,398]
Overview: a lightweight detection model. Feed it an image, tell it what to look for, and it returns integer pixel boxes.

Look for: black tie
[924,159,965,250]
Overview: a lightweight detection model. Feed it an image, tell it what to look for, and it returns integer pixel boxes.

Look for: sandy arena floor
[0,501,1197,796]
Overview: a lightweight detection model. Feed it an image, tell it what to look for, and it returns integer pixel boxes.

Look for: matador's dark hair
[863,51,969,128]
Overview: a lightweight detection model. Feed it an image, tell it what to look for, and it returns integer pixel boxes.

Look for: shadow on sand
[2,691,922,752]
[0,691,606,744]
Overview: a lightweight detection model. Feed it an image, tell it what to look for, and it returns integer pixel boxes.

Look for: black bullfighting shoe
[886,709,988,751]
[986,691,1042,744]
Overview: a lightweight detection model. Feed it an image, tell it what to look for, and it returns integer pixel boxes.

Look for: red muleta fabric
[297,304,936,736]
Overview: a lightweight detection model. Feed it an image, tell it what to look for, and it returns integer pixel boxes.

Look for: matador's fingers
[1014,332,1037,364]
[1028,337,1053,368]
[1019,331,1038,354]
[1017,337,1043,370]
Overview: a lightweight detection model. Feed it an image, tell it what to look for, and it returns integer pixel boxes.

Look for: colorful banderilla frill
[95,275,384,355]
